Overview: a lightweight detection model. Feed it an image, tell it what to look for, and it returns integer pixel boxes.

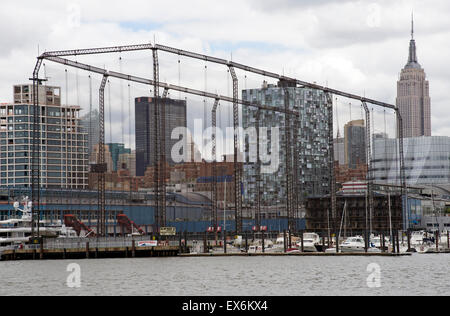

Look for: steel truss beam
[228,66,243,234]
[41,44,154,58]
[283,86,295,232]
[43,56,297,116]
[211,99,220,230]
[97,75,108,237]
[31,58,44,238]
[326,93,337,241]
[37,43,408,234]
[395,111,408,229]
[154,44,397,110]
[255,109,262,231]
[361,102,374,240]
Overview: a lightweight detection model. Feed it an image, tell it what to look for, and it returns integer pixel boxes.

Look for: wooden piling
[40,239,44,260]
[300,230,304,253]
[262,231,265,253]
[407,230,411,252]
[447,231,449,250]
[223,231,227,254]
[283,230,287,253]
[245,232,248,253]
[86,242,90,259]
[436,231,439,252]
[396,231,400,254]
[336,234,340,254]
[132,240,136,258]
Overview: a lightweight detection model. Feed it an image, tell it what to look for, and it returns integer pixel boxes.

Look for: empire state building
[396,19,431,138]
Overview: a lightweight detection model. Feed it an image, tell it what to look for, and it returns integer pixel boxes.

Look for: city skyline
[0,1,450,149]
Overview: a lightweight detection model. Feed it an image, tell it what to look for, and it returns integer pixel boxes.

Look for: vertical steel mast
[326,93,337,239]
[396,111,408,229]
[211,99,220,230]
[96,75,108,236]
[255,108,262,231]
[152,48,161,231]
[30,58,44,238]
[228,66,242,233]
[361,102,374,237]
[283,86,295,232]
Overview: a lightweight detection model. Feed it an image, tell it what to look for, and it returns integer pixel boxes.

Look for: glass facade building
[242,82,331,209]
[135,97,187,176]
[373,136,450,185]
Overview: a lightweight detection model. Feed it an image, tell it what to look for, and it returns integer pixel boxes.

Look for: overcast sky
[1,0,449,153]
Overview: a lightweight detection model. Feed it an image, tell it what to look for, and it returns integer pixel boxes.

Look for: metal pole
[361,102,374,237]
[31,58,44,239]
[211,99,220,234]
[395,110,408,231]
[326,94,337,252]
[97,75,108,237]
[283,85,295,233]
[228,66,242,234]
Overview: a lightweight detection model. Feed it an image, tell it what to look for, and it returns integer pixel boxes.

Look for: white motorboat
[340,237,366,253]
[297,233,319,252]
[340,236,381,253]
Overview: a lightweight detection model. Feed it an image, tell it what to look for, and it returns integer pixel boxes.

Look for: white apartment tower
[0,84,89,189]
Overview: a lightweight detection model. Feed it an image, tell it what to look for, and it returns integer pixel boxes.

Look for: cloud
[0,0,449,147]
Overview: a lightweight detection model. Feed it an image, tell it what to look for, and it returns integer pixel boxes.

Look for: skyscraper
[344,119,366,169]
[242,81,330,207]
[396,17,431,138]
[135,97,187,176]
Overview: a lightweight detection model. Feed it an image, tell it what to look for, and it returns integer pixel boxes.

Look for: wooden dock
[0,246,179,261]
[180,252,413,257]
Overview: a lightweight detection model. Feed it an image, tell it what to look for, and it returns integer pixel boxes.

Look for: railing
[43,236,172,250]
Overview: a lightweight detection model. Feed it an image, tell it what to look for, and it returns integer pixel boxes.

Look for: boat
[297,233,320,252]
[371,235,390,250]
[0,197,77,251]
[340,236,381,253]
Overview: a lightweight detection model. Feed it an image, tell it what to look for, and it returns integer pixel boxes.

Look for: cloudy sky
[1,0,449,154]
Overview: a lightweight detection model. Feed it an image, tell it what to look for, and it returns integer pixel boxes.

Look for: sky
[1,0,450,155]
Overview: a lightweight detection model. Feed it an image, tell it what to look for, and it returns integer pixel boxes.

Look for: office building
[373,136,450,185]
[135,97,187,176]
[344,119,366,169]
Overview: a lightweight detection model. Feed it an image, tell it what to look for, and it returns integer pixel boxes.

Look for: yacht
[0,197,77,251]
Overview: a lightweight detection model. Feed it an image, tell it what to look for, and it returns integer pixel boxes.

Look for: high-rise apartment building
[0,84,89,189]
[242,81,330,207]
[344,119,366,169]
[396,19,431,138]
[135,97,187,176]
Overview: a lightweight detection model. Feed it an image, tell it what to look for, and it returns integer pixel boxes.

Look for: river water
[0,254,448,296]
